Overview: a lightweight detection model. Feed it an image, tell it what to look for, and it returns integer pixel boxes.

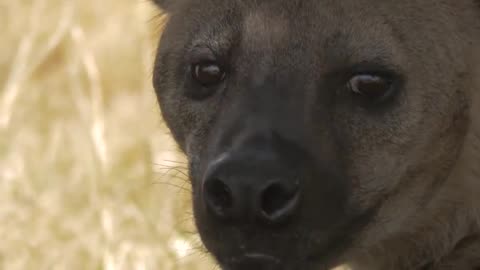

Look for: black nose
[202,155,301,224]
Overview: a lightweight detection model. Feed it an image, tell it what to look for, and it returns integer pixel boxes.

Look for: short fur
[150,1,480,269]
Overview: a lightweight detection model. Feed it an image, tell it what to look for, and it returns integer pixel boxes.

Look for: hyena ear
[151,0,173,11]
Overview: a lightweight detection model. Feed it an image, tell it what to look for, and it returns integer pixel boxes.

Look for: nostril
[260,182,300,222]
[204,178,233,217]
[261,183,293,215]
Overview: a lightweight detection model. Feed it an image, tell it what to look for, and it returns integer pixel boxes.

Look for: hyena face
[151,0,479,269]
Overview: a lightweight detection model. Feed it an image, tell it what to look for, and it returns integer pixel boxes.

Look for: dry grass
[0,0,214,269]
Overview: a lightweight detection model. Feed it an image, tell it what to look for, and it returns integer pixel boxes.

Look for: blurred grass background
[0,0,214,269]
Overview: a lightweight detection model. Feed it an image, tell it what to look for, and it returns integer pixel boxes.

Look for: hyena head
[151,0,480,269]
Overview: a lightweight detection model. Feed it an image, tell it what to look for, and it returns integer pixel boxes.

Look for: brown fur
[348,47,480,270]
[150,1,480,269]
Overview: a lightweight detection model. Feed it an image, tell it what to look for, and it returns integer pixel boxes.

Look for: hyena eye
[191,61,226,87]
[347,74,393,102]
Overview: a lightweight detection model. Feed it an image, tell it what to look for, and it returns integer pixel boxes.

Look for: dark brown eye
[348,74,393,101]
[192,62,226,86]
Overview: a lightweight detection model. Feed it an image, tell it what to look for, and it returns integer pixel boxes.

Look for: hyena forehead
[155,0,468,72]
[242,10,290,49]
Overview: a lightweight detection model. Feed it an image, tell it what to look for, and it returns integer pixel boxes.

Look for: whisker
[161,159,188,165]
[155,166,190,179]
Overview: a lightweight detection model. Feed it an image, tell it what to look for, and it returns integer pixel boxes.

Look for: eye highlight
[191,61,226,87]
[184,46,228,100]
[347,74,394,101]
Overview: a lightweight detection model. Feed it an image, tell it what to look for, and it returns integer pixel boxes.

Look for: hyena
[150,0,480,269]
